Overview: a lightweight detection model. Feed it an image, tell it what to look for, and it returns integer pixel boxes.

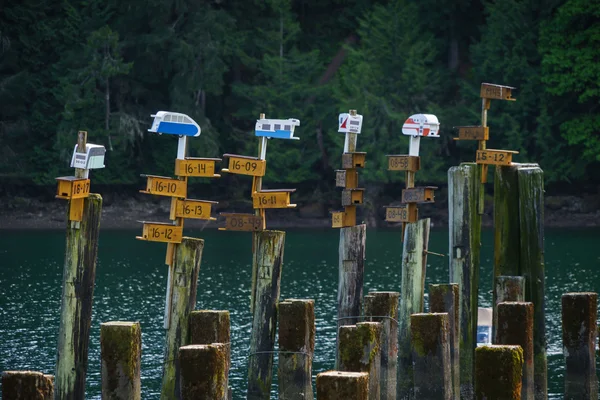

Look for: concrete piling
[316,371,369,400]
[179,344,227,400]
[2,371,54,400]
[475,345,524,400]
[100,321,142,400]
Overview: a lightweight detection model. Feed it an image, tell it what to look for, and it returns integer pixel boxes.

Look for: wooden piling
[517,166,546,399]
[100,321,141,400]
[448,163,481,399]
[316,371,369,400]
[2,371,54,399]
[336,223,366,364]
[54,193,102,400]
[493,276,525,342]
[179,344,227,400]
[364,291,399,400]
[247,230,285,400]
[161,237,204,400]
[494,164,522,278]
[475,345,524,400]
[429,284,460,399]
[338,322,382,400]
[278,299,315,400]
[496,302,534,400]
[189,310,231,396]
[562,292,598,399]
[397,217,430,400]
[411,313,452,399]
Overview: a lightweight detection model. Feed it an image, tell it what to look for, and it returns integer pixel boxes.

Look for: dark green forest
[1,0,599,203]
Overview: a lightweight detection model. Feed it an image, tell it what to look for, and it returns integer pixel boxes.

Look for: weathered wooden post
[316,371,369,400]
[179,344,228,400]
[429,284,459,399]
[496,302,534,400]
[448,162,481,399]
[188,310,231,396]
[411,313,452,399]
[562,292,598,399]
[2,371,54,399]
[247,230,285,400]
[278,299,315,400]
[331,110,367,362]
[338,322,382,400]
[475,345,523,400]
[493,276,525,342]
[53,131,104,400]
[161,237,204,400]
[100,321,141,400]
[517,166,546,399]
[364,291,399,400]
[398,218,430,399]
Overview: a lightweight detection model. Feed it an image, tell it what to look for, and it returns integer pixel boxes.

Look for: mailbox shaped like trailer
[148,111,201,137]
[338,113,363,134]
[402,114,440,137]
[70,143,106,170]
[255,118,300,140]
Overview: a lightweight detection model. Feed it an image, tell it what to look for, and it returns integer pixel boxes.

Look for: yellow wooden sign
[222,154,266,177]
[475,149,518,166]
[55,177,91,200]
[332,211,345,228]
[480,83,516,101]
[402,187,437,204]
[220,213,263,231]
[387,155,420,171]
[140,175,187,198]
[175,158,220,178]
[342,152,366,169]
[252,190,295,209]
[174,198,217,220]
[341,189,364,206]
[385,205,418,223]
[455,126,489,141]
[137,222,183,243]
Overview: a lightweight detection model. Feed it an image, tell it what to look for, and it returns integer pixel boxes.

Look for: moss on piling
[338,323,381,371]
[475,345,523,399]
[179,344,227,400]
[316,371,369,400]
[411,313,448,358]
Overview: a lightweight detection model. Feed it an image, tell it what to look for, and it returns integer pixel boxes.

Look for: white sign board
[338,113,363,134]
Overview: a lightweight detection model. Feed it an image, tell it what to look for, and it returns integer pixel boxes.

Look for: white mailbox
[338,113,363,134]
[70,143,106,170]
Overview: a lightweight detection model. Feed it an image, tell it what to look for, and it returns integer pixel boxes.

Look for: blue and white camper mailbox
[148,111,201,137]
[255,118,300,140]
[338,113,363,134]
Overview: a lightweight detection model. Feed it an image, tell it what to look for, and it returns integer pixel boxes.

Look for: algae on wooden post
[336,223,366,366]
[2,371,54,400]
[247,230,285,400]
[55,193,102,400]
[448,164,481,400]
[364,291,399,400]
[429,284,460,400]
[100,321,141,400]
[517,166,547,399]
[562,292,598,399]
[179,344,227,400]
[278,299,315,400]
[475,345,524,400]
[497,302,534,400]
[161,237,204,400]
[397,218,430,400]
[316,371,369,400]
[411,313,452,400]
[338,322,382,400]
[493,276,525,342]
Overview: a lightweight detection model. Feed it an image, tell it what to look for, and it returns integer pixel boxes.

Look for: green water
[1,228,599,398]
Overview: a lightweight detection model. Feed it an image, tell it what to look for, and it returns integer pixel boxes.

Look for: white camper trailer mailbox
[255,118,300,140]
[402,114,440,138]
[70,143,106,170]
[338,113,363,134]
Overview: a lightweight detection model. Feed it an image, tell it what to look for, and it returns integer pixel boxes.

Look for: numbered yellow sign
[341,189,364,206]
[331,211,345,228]
[475,149,518,166]
[140,175,187,198]
[175,158,220,178]
[55,177,91,200]
[137,222,183,243]
[174,199,217,220]
[456,126,489,141]
[480,83,516,101]
[336,170,358,188]
[252,190,295,209]
[385,205,418,223]
[220,213,263,231]
[342,152,366,169]
[387,155,420,171]
[222,154,266,177]
[401,187,437,204]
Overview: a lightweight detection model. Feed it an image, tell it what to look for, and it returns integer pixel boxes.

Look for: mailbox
[252,189,296,209]
[336,170,358,188]
[56,176,90,200]
[480,83,516,101]
[342,152,366,169]
[387,155,420,171]
[70,143,106,170]
[401,186,437,204]
[341,189,364,206]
